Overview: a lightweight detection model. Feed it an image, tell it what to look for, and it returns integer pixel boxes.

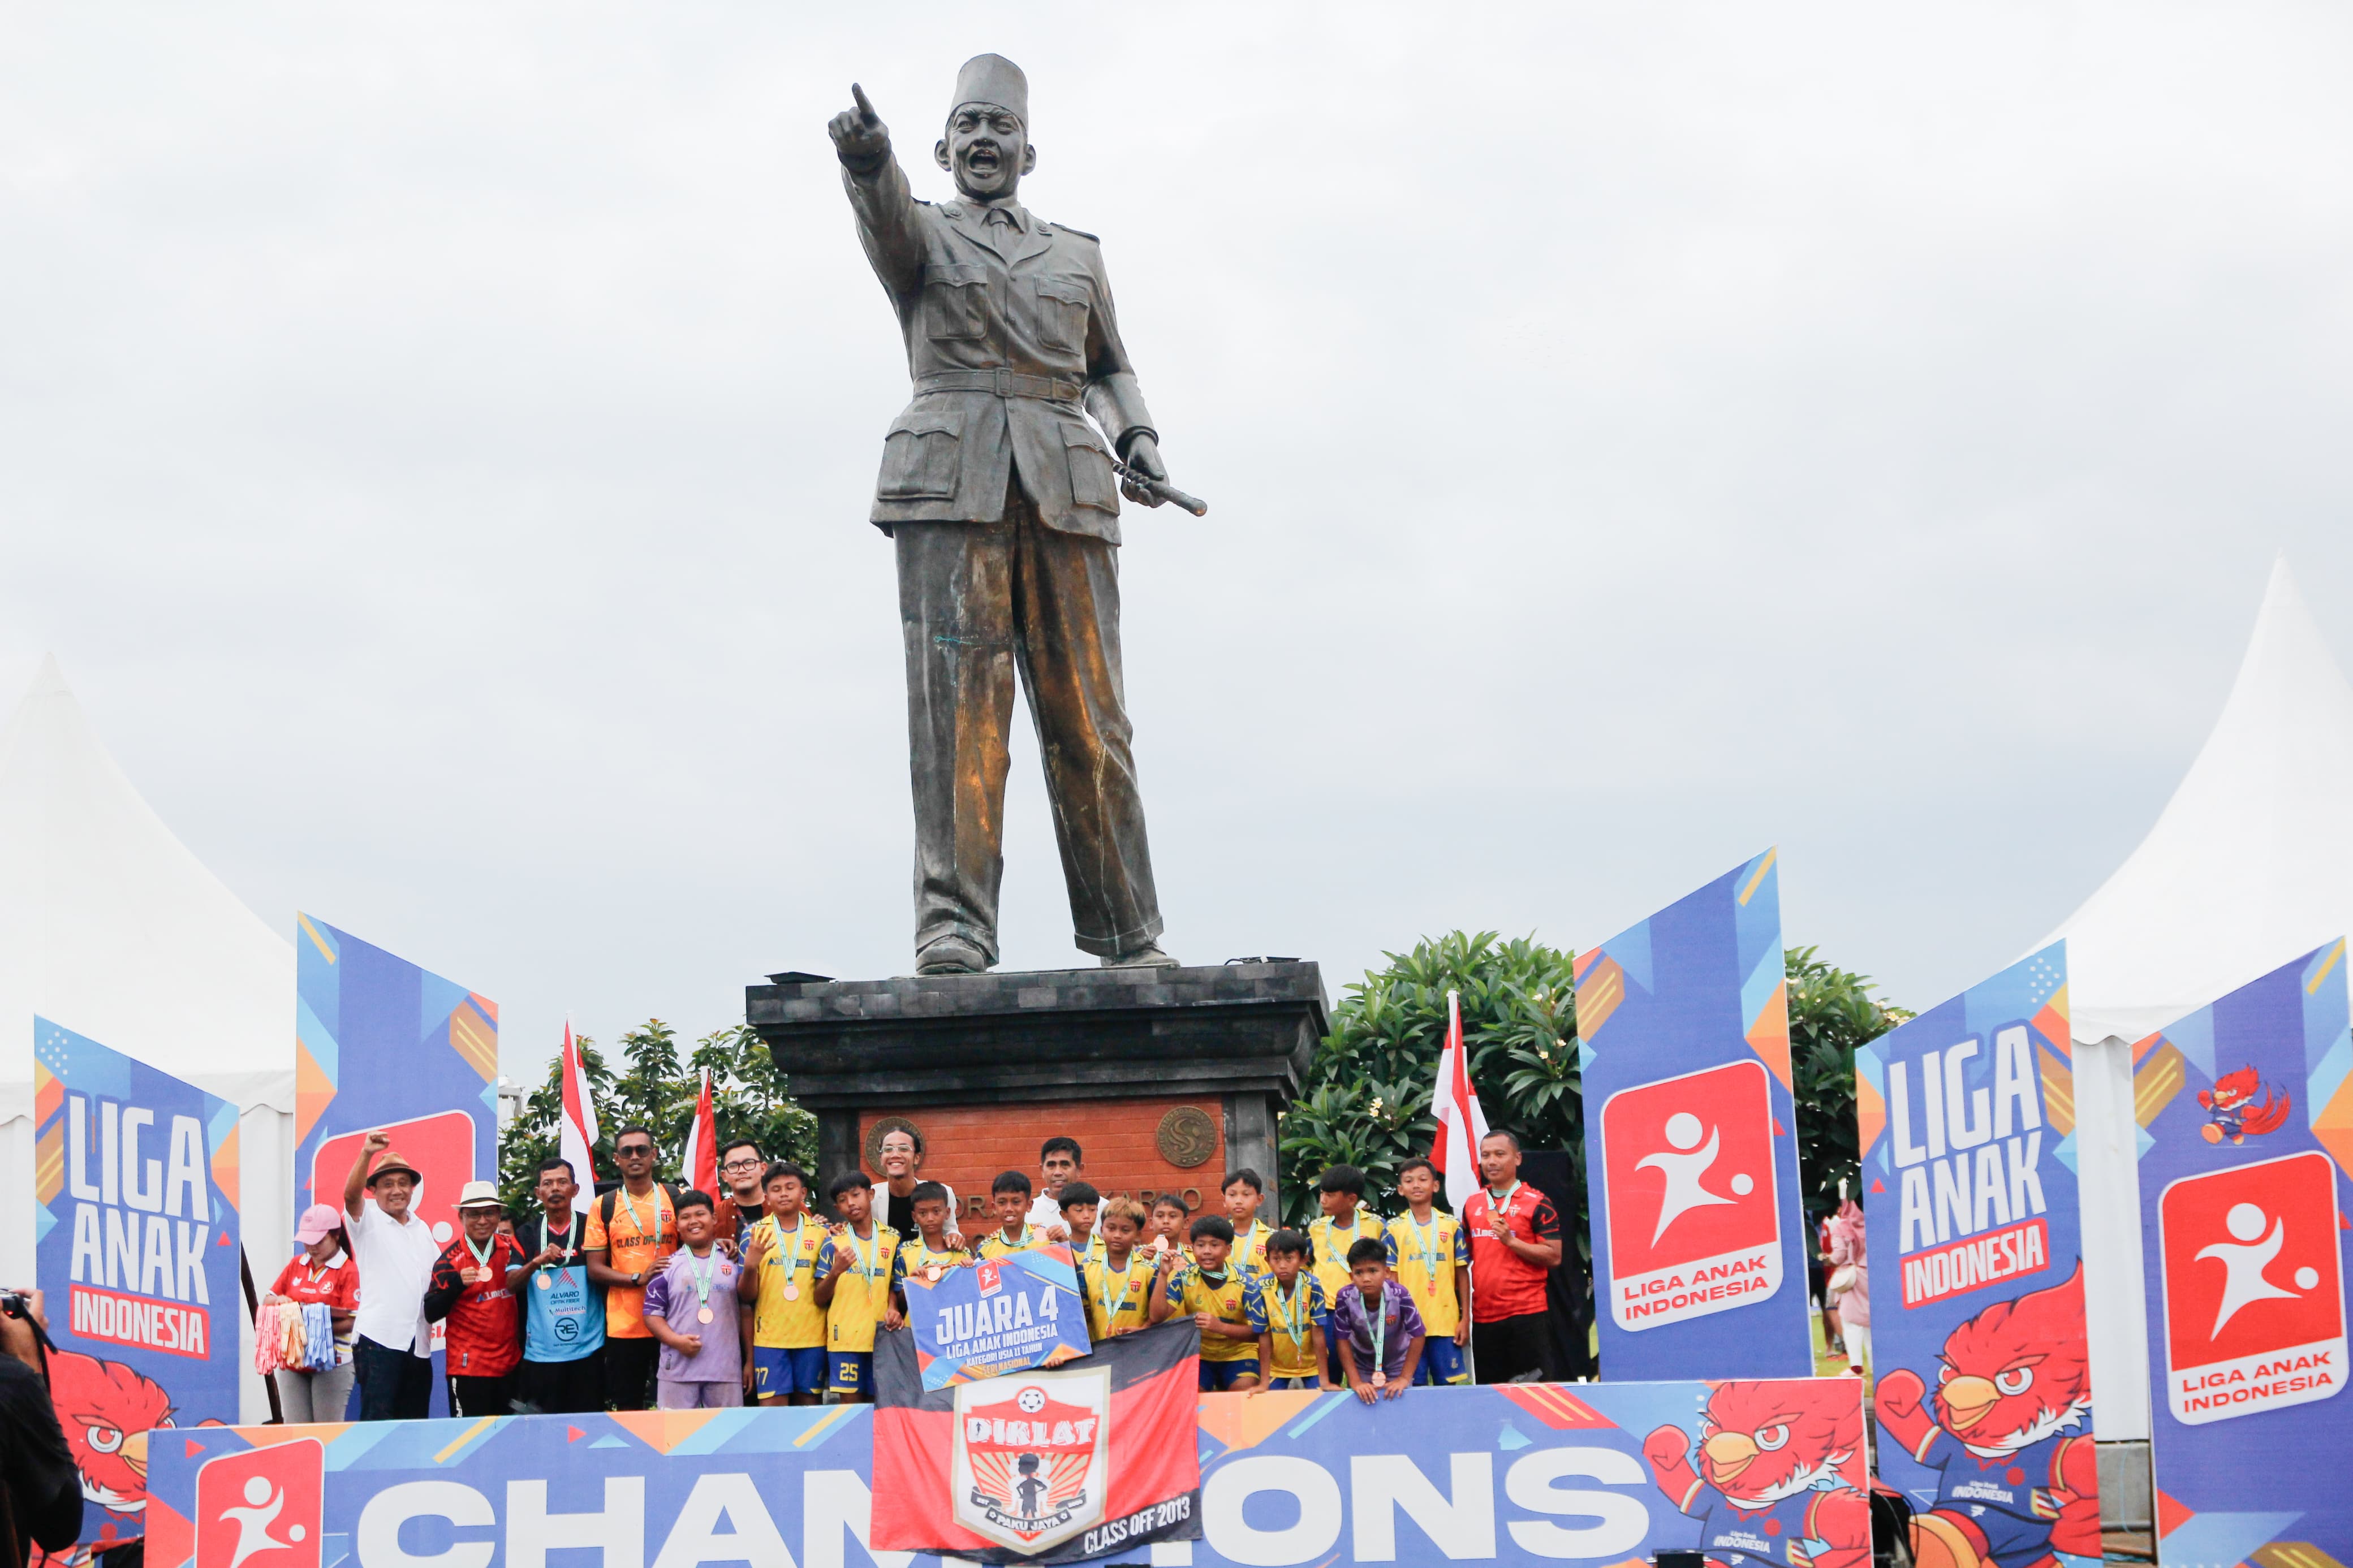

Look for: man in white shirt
[1024,1135,1081,1241]
[343,1129,442,1420]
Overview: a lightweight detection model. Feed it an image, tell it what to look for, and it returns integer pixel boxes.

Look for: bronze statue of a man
[829,56,1183,976]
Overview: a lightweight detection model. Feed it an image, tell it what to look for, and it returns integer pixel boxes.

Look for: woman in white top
[869,1126,961,1243]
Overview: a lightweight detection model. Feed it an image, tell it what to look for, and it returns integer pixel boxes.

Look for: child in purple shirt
[1328,1237,1425,1402]
[643,1191,747,1409]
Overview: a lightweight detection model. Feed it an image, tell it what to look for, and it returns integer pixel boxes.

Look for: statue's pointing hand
[830,83,891,172]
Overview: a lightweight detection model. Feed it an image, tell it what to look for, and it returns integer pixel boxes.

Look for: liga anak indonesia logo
[2159,1150,2347,1425]
[195,1439,324,1568]
[1602,1059,1783,1332]
[951,1365,1111,1555]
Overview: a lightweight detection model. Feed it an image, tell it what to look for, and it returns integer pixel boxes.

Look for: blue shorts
[1199,1356,1260,1391]
[1265,1375,1320,1390]
[753,1346,826,1398]
[1416,1336,1470,1385]
[828,1351,872,1395]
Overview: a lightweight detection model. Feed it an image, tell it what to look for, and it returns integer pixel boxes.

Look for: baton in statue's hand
[1111,456,1209,517]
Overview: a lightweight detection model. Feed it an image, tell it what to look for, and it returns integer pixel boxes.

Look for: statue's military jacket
[842,152,1156,544]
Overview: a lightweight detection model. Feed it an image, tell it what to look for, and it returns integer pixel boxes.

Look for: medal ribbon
[848,1225,881,1284]
[1369,1286,1387,1376]
[688,1246,716,1305]
[1277,1277,1312,1358]
[1408,1212,1442,1296]
[1097,1256,1134,1328]
[464,1232,498,1286]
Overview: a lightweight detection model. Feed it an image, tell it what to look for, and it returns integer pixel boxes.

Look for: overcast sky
[5,3,2350,1085]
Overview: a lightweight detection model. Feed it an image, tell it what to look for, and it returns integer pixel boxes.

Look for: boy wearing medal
[424,1180,530,1416]
[644,1191,747,1409]
[1082,1197,1154,1340]
[1147,1192,1192,1262]
[814,1172,902,1402]
[519,1156,605,1414]
[1385,1157,1472,1385]
[1330,1237,1424,1403]
[1222,1169,1275,1276]
[977,1170,1042,1259]
[1057,1181,1106,1264]
[893,1181,971,1299]
[1150,1215,1260,1390]
[1244,1229,1333,1391]
[738,1161,830,1405]
[1308,1165,1385,1380]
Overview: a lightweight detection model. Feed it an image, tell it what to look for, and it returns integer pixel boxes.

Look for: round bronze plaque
[1156,1106,1218,1169]
[864,1115,924,1174]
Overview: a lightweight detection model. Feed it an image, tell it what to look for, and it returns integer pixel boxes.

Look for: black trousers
[1472,1310,1565,1385]
[896,496,1162,962]
[447,1372,516,1418]
[516,1352,606,1415]
[353,1336,433,1420]
[604,1335,659,1411]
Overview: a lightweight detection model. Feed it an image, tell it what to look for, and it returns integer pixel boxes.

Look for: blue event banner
[147,1377,1866,1568]
[2130,941,2353,1566]
[1574,850,1814,1379]
[291,915,499,1418]
[1856,942,2102,1565]
[907,1245,1091,1390]
[33,1016,243,1555]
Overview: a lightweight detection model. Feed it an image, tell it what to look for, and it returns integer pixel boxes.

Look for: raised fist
[362,1129,391,1155]
[1642,1424,1691,1474]
[829,83,890,171]
[1874,1367,1927,1424]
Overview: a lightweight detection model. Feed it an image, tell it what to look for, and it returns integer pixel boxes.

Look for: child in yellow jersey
[814,1172,902,1402]
[1245,1229,1333,1390]
[1223,1168,1275,1277]
[1386,1157,1472,1385]
[977,1170,1044,1259]
[1083,1198,1154,1341]
[892,1181,971,1293]
[1057,1181,1107,1265]
[1147,1191,1192,1265]
[1308,1165,1385,1381]
[1150,1215,1260,1390]
[736,1163,829,1405]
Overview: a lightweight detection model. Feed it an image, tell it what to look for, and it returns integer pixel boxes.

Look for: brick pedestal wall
[860,1096,1232,1228]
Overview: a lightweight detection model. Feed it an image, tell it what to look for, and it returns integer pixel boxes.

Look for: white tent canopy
[0,655,292,1420]
[2040,554,2353,1442]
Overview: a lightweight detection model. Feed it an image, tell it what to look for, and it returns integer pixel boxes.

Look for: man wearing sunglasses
[584,1125,681,1411]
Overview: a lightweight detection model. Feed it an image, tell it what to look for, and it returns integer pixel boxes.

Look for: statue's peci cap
[951,54,1028,127]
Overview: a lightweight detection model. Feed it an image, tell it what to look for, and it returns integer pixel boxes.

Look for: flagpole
[1448,991,1479,1386]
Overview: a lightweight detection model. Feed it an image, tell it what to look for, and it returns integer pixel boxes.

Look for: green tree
[1785,946,1910,1217]
[498,1020,818,1214]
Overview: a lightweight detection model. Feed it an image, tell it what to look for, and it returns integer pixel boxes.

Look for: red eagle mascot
[1643,1380,1871,1568]
[1873,1264,2099,1568]
[45,1348,176,1542]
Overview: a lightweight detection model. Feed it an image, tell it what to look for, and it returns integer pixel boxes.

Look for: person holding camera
[0,1289,90,1563]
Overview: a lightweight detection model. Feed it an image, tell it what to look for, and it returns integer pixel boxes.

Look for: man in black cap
[829,55,1185,977]
[342,1130,442,1420]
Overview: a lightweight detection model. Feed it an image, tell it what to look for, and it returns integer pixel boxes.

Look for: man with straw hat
[425,1181,531,1416]
[342,1130,442,1420]
[829,55,1188,977]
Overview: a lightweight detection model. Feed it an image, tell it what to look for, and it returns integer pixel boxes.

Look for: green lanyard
[1275,1277,1313,1356]
[1367,1287,1388,1371]
[775,1215,809,1273]
[687,1247,717,1305]
[1097,1256,1135,1326]
[846,1225,881,1282]
[1407,1212,1443,1285]
[618,1183,659,1244]
[464,1233,497,1277]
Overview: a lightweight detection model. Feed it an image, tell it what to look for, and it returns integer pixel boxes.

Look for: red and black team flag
[872,1319,1204,1563]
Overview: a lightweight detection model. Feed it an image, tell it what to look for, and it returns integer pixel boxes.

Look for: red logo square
[195,1439,323,1568]
[1601,1059,1785,1331]
[977,1262,1003,1296]
[2158,1150,2347,1424]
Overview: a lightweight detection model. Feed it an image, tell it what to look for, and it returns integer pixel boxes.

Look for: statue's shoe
[915,935,992,974]
[1101,942,1179,969]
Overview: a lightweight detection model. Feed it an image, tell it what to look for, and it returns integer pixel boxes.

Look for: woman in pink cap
[262,1204,360,1422]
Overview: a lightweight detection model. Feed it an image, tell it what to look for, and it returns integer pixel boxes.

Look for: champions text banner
[33,1016,243,1556]
[906,1245,1092,1390]
[1856,943,2102,1565]
[2132,941,2353,1565]
[1574,850,1814,1378]
[292,915,499,1415]
[145,1377,1865,1568]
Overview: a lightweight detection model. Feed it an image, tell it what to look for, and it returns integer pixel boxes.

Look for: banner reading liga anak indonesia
[148,1375,1868,1568]
[1574,849,1813,1378]
[1856,942,2101,1557]
[2131,941,2353,1563]
[33,1017,242,1554]
[905,1243,1091,1390]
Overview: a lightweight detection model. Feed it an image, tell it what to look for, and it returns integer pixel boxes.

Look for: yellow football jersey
[749,1212,829,1349]
[1082,1251,1154,1341]
[977,1224,1044,1261]
[893,1236,971,1286]
[1308,1210,1385,1301]
[1385,1210,1469,1337]
[1246,1272,1329,1381]
[1168,1262,1256,1363]
[818,1223,900,1353]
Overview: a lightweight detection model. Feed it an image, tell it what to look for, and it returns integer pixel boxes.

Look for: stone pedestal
[745,961,1328,1224]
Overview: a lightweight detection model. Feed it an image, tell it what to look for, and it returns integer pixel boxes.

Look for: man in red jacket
[426,1181,530,1415]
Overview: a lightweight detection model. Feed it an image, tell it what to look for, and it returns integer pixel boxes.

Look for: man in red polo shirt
[1463,1130,1564,1383]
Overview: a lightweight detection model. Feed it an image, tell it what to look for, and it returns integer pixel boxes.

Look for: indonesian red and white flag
[680,1067,718,1199]
[558,1019,600,1193]
[1429,988,1490,1212]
